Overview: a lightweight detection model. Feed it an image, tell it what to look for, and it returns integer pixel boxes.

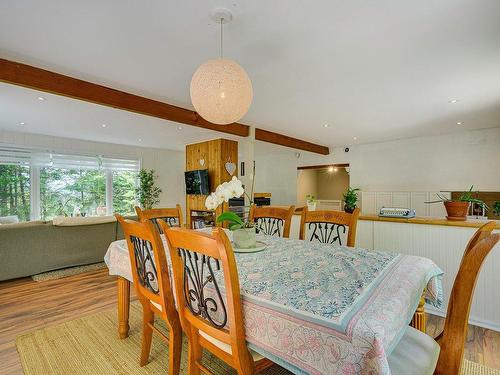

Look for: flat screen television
[184,169,210,195]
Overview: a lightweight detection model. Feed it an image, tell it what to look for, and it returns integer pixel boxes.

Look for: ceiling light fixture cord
[220,17,224,59]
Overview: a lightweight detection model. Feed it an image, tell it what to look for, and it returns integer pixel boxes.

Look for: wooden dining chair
[162,224,274,375]
[388,221,499,375]
[248,204,295,238]
[116,214,182,375]
[135,204,184,233]
[299,207,360,247]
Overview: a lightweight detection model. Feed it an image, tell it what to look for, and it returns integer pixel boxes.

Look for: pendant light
[190,8,253,125]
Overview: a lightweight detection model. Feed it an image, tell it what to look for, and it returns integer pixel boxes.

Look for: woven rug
[31,262,107,281]
[16,302,499,375]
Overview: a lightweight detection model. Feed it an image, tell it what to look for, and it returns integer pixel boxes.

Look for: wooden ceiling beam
[0,58,249,137]
[0,58,330,154]
[255,128,330,155]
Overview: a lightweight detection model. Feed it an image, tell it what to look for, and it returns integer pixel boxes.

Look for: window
[112,170,137,216]
[0,164,31,221]
[0,147,140,221]
[40,168,106,220]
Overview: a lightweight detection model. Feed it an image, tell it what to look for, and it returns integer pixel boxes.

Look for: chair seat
[388,326,440,375]
[199,331,264,361]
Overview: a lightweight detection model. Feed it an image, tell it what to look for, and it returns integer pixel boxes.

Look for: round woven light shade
[190,58,253,125]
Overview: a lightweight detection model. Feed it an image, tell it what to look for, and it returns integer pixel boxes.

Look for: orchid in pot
[205,176,256,249]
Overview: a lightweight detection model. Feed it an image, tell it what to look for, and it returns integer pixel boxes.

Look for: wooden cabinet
[185,139,238,228]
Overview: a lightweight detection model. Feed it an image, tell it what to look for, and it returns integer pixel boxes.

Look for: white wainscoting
[361,191,451,217]
[356,219,500,331]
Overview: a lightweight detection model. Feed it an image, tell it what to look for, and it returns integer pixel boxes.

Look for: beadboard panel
[358,220,500,331]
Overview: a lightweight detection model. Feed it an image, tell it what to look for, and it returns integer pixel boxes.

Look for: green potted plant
[136,169,162,209]
[306,194,317,211]
[343,187,360,213]
[427,186,487,221]
[493,201,500,217]
[205,176,256,249]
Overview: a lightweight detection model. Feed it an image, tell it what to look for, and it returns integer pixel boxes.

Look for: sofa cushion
[52,216,116,226]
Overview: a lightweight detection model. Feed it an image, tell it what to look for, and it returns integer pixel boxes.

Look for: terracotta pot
[444,201,470,221]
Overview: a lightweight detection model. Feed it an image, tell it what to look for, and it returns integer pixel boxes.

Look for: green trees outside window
[40,168,106,220]
[113,170,138,216]
[0,165,31,221]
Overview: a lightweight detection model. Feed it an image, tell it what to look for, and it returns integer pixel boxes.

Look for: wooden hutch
[185,139,238,229]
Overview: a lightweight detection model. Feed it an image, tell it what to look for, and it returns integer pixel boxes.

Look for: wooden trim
[255,128,330,155]
[359,214,500,229]
[0,58,249,137]
[297,163,349,170]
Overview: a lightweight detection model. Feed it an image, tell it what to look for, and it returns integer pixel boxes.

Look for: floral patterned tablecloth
[105,234,443,375]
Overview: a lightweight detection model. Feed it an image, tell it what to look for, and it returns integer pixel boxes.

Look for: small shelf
[190,209,215,229]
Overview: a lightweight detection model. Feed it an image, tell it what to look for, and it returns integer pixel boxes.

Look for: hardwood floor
[0,269,499,374]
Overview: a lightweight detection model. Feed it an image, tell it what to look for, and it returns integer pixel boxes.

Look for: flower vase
[232,227,256,249]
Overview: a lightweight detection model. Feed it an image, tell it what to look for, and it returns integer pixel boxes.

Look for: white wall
[0,130,186,212]
[252,141,299,206]
[298,127,500,192]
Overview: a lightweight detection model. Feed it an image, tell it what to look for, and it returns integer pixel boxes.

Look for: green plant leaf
[229,223,244,230]
[216,211,244,226]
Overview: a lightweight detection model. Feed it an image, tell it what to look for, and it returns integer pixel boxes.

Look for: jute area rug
[31,262,107,282]
[16,302,499,374]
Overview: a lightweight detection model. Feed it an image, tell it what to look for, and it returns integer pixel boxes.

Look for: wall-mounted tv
[184,169,210,195]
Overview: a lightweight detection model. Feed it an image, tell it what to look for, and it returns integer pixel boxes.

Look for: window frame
[0,147,140,221]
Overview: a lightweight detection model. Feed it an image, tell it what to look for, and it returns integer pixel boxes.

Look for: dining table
[104,230,443,375]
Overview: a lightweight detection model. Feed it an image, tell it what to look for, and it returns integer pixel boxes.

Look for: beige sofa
[0,217,130,281]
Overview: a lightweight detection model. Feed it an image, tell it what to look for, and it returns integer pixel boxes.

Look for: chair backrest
[135,205,183,233]
[435,222,499,375]
[115,214,178,324]
[299,207,360,247]
[248,204,295,238]
[162,224,255,373]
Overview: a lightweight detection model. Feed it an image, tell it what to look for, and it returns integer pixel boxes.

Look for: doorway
[297,164,350,209]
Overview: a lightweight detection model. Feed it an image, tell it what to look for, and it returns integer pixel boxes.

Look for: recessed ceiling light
[448,99,458,104]
[19,122,25,125]
[456,122,463,125]
[138,138,142,142]
[101,123,107,128]
[353,136,357,141]
[177,126,183,130]
[37,96,46,101]
[323,124,329,128]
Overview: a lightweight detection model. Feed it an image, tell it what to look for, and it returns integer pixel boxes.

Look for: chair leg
[140,306,154,366]
[168,322,182,375]
[187,333,202,375]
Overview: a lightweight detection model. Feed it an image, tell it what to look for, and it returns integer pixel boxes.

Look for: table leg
[410,295,426,333]
[117,276,131,339]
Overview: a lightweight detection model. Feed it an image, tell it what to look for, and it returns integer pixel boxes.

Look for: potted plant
[136,169,162,209]
[205,176,256,249]
[427,186,487,221]
[306,194,317,211]
[343,187,360,213]
[493,201,500,217]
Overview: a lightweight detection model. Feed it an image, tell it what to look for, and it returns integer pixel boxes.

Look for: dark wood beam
[255,128,330,155]
[0,58,249,137]
[297,163,349,170]
[0,58,330,154]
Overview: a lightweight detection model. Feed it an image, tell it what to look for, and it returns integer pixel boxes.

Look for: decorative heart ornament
[199,158,205,166]
[225,162,236,176]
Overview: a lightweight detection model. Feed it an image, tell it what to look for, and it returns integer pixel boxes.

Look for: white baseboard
[425,304,500,333]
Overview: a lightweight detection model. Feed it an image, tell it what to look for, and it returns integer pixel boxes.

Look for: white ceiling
[1,0,500,150]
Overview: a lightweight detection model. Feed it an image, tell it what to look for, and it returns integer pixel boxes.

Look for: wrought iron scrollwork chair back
[162,224,274,375]
[299,207,360,247]
[135,204,184,233]
[115,214,182,375]
[248,204,296,238]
